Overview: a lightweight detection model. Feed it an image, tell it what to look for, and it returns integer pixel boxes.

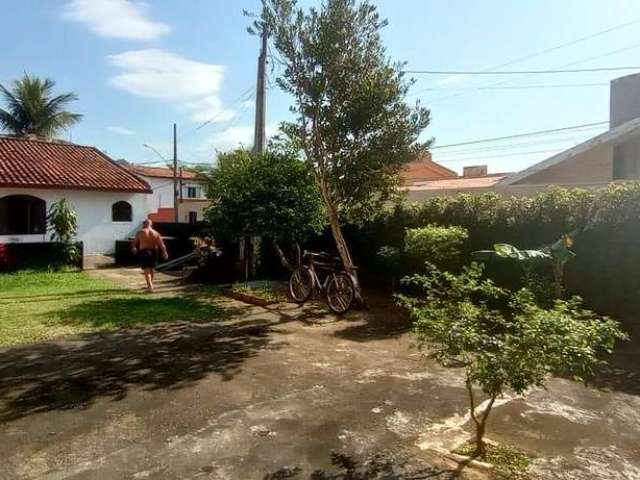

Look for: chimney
[610,73,640,128]
[463,165,488,177]
[610,74,640,179]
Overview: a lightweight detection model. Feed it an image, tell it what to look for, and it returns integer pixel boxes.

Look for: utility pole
[253,26,268,154]
[173,123,179,223]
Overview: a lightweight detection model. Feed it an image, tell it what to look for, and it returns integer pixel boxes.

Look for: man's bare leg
[143,268,153,291]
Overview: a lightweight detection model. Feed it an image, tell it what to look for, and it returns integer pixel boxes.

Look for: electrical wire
[430,121,608,149]
[406,66,640,75]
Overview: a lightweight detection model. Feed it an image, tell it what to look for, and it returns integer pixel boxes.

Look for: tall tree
[204,148,324,271]
[254,0,431,304]
[0,74,82,139]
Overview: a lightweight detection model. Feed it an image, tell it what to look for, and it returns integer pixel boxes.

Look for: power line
[415,82,608,92]
[435,130,604,156]
[431,121,608,150]
[436,148,570,164]
[416,42,640,102]
[406,66,640,75]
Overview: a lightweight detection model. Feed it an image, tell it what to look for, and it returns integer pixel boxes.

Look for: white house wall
[145,177,175,210]
[0,188,151,255]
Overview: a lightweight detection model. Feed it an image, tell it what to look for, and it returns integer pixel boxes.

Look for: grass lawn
[0,270,227,347]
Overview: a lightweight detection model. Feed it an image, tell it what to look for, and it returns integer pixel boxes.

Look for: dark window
[112,201,132,222]
[0,195,46,235]
[188,211,198,224]
[186,186,198,198]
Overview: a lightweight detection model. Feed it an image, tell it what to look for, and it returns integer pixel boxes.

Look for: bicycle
[288,250,356,314]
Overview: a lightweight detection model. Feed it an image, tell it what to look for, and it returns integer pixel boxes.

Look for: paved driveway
[0,273,638,479]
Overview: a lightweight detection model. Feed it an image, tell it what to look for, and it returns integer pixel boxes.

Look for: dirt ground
[0,264,638,479]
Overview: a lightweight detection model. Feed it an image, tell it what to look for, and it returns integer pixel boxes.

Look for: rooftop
[0,136,151,193]
[405,173,509,192]
[129,165,201,180]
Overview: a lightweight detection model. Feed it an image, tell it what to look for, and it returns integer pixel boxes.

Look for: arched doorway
[0,195,46,235]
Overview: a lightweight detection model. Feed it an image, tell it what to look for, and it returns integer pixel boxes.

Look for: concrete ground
[0,265,638,479]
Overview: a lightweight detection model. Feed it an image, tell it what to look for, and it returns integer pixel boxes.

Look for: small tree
[47,198,80,267]
[254,0,431,304]
[205,148,324,271]
[399,263,625,457]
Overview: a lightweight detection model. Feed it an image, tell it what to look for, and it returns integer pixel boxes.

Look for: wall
[178,199,209,223]
[0,188,150,254]
[145,176,175,210]
[141,176,210,222]
[511,143,614,187]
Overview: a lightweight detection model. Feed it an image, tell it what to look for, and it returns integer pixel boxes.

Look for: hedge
[303,183,640,321]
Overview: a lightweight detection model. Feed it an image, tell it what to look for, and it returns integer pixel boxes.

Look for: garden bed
[223,280,289,307]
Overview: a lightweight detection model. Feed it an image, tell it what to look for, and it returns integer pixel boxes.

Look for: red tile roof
[406,173,508,192]
[129,165,200,180]
[401,153,457,184]
[0,136,151,193]
[148,208,176,223]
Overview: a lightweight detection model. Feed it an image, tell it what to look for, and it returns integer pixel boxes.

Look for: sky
[2,0,640,174]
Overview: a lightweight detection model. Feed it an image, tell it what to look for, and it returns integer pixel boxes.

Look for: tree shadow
[331,292,412,343]
[263,452,461,480]
[0,298,285,422]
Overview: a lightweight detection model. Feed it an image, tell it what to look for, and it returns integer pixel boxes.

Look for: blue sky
[2,0,640,174]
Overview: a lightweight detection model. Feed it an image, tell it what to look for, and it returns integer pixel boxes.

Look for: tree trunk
[326,201,365,307]
[272,239,294,272]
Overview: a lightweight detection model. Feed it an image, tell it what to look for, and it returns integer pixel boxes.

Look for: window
[0,195,46,235]
[186,186,198,199]
[188,211,198,224]
[112,201,132,222]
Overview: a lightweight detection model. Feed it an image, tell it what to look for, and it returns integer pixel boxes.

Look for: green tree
[205,148,324,271]
[0,74,82,139]
[254,0,431,304]
[399,263,625,457]
[47,198,80,267]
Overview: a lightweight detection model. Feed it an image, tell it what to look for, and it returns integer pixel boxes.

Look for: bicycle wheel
[326,273,354,314]
[289,266,314,303]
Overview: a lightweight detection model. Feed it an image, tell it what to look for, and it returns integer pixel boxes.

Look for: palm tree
[0,74,82,140]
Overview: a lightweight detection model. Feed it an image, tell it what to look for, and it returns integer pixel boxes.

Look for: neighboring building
[400,152,457,184]
[404,73,640,201]
[0,136,151,254]
[405,165,509,201]
[128,166,209,224]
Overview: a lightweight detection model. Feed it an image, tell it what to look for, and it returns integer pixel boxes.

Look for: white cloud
[107,49,233,123]
[199,124,279,154]
[240,99,254,109]
[108,125,135,136]
[62,0,170,41]
[184,95,235,123]
[435,73,470,87]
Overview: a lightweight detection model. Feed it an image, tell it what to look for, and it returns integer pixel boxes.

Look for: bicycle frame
[306,259,337,294]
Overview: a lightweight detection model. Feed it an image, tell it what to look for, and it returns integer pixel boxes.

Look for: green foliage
[0,74,82,139]
[258,0,432,222]
[47,198,80,267]
[404,225,468,267]
[399,263,626,454]
[204,148,324,244]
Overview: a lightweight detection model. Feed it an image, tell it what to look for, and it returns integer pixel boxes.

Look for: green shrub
[404,225,468,268]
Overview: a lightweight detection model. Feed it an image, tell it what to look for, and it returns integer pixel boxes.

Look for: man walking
[131,219,168,291]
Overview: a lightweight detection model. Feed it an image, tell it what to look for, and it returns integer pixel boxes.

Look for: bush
[309,184,640,319]
[398,263,626,457]
[404,225,468,269]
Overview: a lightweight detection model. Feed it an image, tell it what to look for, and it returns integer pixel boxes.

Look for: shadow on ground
[263,452,465,480]
[0,298,286,421]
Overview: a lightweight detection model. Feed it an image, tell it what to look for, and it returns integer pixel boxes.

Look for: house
[400,152,457,184]
[0,136,151,255]
[404,72,640,201]
[405,165,510,201]
[128,165,209,224]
